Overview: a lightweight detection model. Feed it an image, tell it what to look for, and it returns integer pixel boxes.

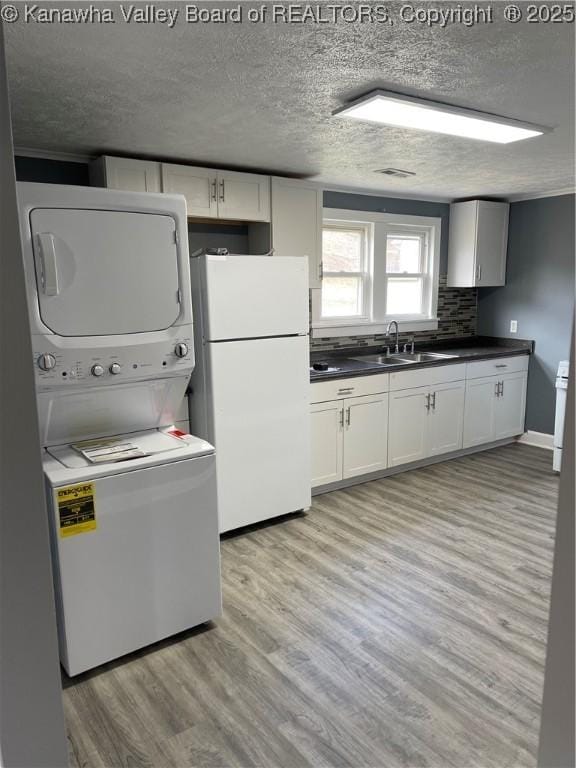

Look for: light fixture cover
[335,90,549,144]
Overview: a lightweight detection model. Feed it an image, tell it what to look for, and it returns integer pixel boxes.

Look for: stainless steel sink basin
[351,355,413,366]
[352,351,458,366]
[389,352,459,363]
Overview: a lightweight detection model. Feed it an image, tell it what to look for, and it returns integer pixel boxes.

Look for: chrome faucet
[386,320,400,354]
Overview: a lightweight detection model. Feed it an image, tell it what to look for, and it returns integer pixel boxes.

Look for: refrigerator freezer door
[202,255,308,340]
[208,335,311,532]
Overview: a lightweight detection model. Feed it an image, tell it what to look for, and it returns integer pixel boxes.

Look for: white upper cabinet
[161,164,217,219]
[217,170,270,222]
[271,178,323,289]
[447,200,509,287]
[92,156,270,222]
[90,156,162,193]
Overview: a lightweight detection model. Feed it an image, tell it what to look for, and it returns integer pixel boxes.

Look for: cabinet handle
[500,380,504,397]
[431,391,436,410]
[346,407,351,427]
[219,179,225,202]
[494,382,500,397]
[318,261,324,280]
[425,393,431,411]
[338,387,354,395]
[210,179,217,202]
[495,364,508,369]
[339,409,344,428]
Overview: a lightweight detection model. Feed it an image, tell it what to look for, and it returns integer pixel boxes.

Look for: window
[383,231,429,316]
[312,210,441,337]
[320,223,371,320]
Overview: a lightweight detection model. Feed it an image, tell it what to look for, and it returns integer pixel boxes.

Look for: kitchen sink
[352,351,458,366]
[388,352,459,363]
[351,355,413,366]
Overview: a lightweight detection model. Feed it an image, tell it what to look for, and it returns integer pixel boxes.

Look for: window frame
[318,220,373,323]
[312,209,441,338]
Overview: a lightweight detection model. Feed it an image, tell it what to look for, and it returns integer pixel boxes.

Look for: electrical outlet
[510,320,518,333]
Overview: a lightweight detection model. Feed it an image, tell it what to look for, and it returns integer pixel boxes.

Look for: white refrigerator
[189,254,311,533]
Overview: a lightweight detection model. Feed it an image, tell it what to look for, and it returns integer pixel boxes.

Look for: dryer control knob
[37,353,56,371]
[91,364,105,377]
[174,343,188,358]
[109,363,122,375]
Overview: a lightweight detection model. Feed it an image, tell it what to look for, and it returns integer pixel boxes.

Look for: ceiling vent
[376,168,416,178]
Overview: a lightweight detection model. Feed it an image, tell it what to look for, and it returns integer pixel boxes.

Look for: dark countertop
[310,336,533,382]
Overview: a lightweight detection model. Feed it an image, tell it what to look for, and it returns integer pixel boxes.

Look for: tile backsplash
[311,275,478,352]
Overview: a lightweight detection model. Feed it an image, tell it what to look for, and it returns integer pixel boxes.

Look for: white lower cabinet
[388,381,465,467]
[388,386,429,466]
[428,381,466,456]
[463,371,527,447]
[311,357,529,490]
[310,391,388,488]
[310,400,344,487]
[343,393,389,479]
[494,372,528,440]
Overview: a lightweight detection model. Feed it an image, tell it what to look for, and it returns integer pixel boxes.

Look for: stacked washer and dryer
[17,183,221,676]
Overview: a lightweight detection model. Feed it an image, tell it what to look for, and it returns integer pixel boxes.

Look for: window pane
[386,278,423,315]
[322,276,362,317]
[323,228,363,272]
[386,235,422,273]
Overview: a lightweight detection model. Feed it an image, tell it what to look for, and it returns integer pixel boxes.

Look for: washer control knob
[91,364,105,377]
[109,363,122,375]
[174,342,188,358]
[37,353,56,371]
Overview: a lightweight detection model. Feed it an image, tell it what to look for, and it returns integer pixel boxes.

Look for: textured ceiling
[5,1,575,200]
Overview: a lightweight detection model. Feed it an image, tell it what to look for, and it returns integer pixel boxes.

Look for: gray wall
[538,336,575,768]
[0,28,69,768]
[477,195,575,434]
[323,190,451,273]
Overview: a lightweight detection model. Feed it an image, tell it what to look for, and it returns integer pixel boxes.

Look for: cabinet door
[388,386,429,467]
[101,157,161,193]
[271,178,322,289]
[494,372,527,440]
[217,171,271,222]
[310,401,343,488]
[343,394,388,479]
[463,377,497,448]
[161,164,217,219]
[428,381,465,456]
[476,201,509,286]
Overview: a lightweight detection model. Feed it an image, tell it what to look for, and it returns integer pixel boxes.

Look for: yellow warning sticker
[57,482,97,538]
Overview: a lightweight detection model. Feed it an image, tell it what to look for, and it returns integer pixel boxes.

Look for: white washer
[44,430,220,677]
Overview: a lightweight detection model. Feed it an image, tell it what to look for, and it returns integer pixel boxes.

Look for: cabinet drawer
[466,355,528,380]
[310,373,389,403]
[390,363,466,392]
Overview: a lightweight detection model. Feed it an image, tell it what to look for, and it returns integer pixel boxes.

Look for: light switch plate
[510,320,518,333]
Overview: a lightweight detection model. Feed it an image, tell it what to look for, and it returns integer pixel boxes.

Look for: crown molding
[506,187,575,202]
[320,182,451,204]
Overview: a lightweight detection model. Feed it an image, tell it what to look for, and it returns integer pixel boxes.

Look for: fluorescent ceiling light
[334,90,548,144]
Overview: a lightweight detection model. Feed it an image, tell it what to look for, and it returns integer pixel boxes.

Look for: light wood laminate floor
[65,444,558,768]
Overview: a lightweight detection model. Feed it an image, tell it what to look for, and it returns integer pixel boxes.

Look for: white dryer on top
[17,182,194,444]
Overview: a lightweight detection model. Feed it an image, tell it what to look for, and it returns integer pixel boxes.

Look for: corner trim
[517,431,554,450]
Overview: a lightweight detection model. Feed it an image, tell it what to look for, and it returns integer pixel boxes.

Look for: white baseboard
[517,431,554,450]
